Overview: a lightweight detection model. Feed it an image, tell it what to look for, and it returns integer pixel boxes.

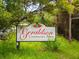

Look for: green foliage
[44,41,60,51]
[29,12,56,26]
[0,1,12,30]
[0,0,26,31]
[0,0,3,8]
[50,8,60,15]
[72,0,79,4]
[43,12,56,26]
[33,14,41,23]
[0,0,77,31]
[36,0,49,4]
[73,0,79,12]
[65,4,74,14]
[57,0,75,14]
[26,13,34,24]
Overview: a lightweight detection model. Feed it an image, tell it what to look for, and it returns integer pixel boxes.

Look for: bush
[44,40,60,51]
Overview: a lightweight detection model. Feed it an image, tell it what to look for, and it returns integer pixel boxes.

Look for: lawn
[0,32,79,59]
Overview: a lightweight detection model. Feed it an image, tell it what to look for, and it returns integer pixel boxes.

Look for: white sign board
[17,24,55,41]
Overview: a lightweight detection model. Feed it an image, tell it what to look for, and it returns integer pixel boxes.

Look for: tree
[0,0,78,40]
[0,0,12,31]
[56,0,75,41]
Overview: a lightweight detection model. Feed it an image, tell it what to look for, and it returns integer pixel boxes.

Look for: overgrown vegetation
[0,0,79,59]
[0,32,79,59]
[0,0,79,40]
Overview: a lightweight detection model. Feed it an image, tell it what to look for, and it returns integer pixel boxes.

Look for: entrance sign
[16,24,55,41]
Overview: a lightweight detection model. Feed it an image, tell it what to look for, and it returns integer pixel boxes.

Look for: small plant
[44,39,60,51]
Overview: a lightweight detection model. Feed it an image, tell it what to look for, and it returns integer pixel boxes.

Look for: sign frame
[16,24,57,49]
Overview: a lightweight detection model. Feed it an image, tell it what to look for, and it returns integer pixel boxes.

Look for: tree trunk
[69,13,72,41]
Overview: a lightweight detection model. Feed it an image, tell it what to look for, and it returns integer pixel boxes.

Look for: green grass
[0,32,79,59]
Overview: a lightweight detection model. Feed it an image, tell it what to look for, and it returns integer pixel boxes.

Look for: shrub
[43,39,60,51]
